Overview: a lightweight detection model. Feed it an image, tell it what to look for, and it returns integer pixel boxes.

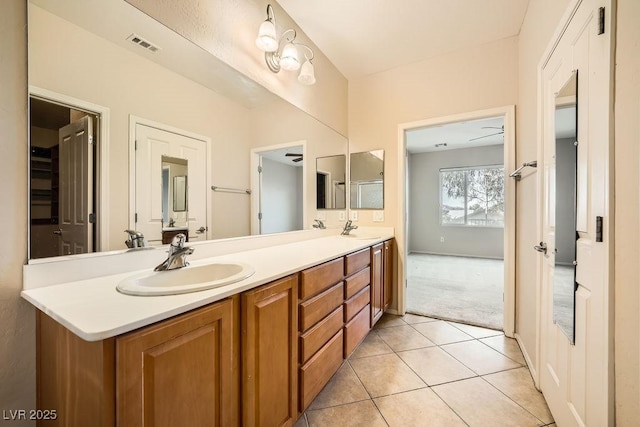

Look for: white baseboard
[408,250,504,260]
[515,332,539,389]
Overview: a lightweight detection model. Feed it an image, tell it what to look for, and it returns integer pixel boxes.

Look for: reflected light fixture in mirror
[255,4,316,85]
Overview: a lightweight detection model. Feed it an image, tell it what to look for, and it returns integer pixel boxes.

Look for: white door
[135,124,208,244]
[538,0,612,425]
[58,116,93,255]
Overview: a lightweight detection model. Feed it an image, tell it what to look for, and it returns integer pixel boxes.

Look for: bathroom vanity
[25,233,395,426]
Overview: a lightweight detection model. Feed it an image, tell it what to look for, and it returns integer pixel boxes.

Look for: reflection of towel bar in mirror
[509,161,538,181]
[211,186,251,195]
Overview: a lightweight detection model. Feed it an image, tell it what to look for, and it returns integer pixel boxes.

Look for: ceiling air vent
[127,34,160,53]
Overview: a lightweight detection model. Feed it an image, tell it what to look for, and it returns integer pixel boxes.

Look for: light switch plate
[338,211,346,221]
[349,211,358,221]
[373,211,384,222]
[316,211,326,220]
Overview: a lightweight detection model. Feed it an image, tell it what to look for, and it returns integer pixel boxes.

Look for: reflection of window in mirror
[350,150,384,209]
[316,155,346,210]
[161,156,188,229]
[553,70,578,343]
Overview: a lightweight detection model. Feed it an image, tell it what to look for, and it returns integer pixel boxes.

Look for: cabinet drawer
[344,304,371,358]
[344,285,370,322]
[344,266,370,299]
[300,306,344,364]
[300,282,344,332]
[300,258,344,300]
[345,248,370,276]
[299,330,344,411]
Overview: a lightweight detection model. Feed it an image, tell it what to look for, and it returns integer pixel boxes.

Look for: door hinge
[258,212,262,220]
[598,7,605,35]
[596,216,603,242]
[89,213,96,224]
[135,213,138,223]
[134,140,138,150]
[257,165,263,173]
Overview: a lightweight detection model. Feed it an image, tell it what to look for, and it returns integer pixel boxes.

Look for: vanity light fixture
[255,4,316,85]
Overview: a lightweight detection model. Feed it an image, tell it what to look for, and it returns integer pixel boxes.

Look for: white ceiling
[277,0,530,79]
[260,146,304,167]
[406,116,504,153]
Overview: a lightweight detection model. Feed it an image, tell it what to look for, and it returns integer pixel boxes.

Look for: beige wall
[0,1,34,425]
[515,0,571,371]
[126,0,348,136]
[614,0,640,423]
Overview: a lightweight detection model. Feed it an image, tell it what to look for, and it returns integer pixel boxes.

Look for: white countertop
[21,233,393,342]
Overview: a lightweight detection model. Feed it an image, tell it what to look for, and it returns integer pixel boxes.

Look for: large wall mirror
[316,155,346,210]
[350,150,384,209]
[553,70,578,343]
[27,0,347,261]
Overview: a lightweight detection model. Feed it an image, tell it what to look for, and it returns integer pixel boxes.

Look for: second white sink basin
[117,262,255,296]
[338,234,381,240]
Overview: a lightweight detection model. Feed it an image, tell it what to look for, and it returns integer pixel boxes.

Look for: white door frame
[250,141,307,235]
[28,86,111,255]
[128,116,212,241]
[397,106,516,337]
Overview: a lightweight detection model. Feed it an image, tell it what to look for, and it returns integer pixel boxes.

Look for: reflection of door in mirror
[254,145,304,235]
[553,70,578,343]
[134,123,208,245]
[29,97,99,259]
[350,150,384,209]
[316,155,346,210]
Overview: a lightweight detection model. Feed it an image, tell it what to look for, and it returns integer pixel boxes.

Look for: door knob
[53,229,62,236]
[196,226,207,234]
[534,242,547,254]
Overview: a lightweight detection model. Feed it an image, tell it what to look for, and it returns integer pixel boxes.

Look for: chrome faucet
[124,229,146,248]
[313,219,326,229]
[154,234,194,271]
[341,220,358,235]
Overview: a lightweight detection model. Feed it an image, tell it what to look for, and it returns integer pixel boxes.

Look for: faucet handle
[171,233,187,249]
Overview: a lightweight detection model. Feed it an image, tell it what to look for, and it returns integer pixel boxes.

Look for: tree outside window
[440,166,505,227]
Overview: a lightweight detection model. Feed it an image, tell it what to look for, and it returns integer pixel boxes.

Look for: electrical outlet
[338,211,346,221]
[440,237,445,243]
[373,211,384,222]
[349,211,358,221]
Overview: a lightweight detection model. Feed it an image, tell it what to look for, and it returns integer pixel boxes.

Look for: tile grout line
[478,375,551,425]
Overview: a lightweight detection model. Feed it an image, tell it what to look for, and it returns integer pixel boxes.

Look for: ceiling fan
[469,125,504,142]
[285,153,303,163]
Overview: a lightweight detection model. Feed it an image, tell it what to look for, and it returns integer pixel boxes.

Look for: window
[440,165,505,227]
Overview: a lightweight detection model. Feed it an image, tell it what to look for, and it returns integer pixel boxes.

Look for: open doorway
[398,107,516,335]
[29,96,99,259]
[251,143,306,235]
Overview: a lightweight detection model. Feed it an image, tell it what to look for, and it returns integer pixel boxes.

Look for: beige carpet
[406,253,504,330]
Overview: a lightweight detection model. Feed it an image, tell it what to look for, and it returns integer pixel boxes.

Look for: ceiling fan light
[280,43,300,71]
[298,60,316,85]
[256,20,278,52]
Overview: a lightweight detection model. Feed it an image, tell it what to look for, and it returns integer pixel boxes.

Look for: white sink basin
[338,234,382,240]
[117,262,255,296]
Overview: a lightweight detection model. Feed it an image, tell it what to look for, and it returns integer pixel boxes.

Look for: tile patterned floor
[295,313,554,427]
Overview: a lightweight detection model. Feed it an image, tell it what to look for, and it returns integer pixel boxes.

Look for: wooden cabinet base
[117,298,239,427]
[299,330,344,411]
[344,305,371,358]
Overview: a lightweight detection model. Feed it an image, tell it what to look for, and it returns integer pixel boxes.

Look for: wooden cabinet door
[242,274,298,427]
[116,298,239,427]
[371,243,384,326]
[383,240,393,311]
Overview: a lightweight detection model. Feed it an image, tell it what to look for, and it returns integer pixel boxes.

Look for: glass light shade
[279,43,300,71]
[298,60,316,85]
[255,20,278,52]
